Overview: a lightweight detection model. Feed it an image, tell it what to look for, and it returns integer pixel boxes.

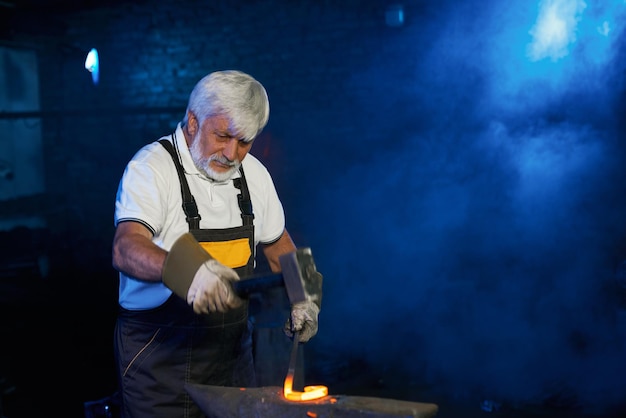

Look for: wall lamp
[84,48,99,85]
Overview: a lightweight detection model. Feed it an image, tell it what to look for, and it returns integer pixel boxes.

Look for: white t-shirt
[114,123,286,309]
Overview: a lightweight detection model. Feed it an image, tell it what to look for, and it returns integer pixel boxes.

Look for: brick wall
[7,0,410,273]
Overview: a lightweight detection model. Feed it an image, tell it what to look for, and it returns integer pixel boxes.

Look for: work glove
[187,259,242,314]
[284,299,320,343]
[163,232,242,314]
[280,249,323,343]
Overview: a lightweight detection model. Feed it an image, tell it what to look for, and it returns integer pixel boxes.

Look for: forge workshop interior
[1,0,626,417]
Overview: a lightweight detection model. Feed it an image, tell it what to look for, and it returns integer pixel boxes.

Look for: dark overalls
[114,137,256,418]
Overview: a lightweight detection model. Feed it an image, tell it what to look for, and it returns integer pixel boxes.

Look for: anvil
[185,383,439,418]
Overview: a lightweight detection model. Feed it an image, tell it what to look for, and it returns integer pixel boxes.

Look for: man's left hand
[284,300,319,343]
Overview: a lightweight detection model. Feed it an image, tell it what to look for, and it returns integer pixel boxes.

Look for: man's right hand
[163,233,244,314]
[187,259,242,314]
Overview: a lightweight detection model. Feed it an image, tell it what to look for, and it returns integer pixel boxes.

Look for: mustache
[210,155,238,167]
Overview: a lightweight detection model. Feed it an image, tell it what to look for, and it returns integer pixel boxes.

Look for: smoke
[303,0,626,414]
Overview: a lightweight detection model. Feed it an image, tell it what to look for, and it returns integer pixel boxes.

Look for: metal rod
[286,331,300,387]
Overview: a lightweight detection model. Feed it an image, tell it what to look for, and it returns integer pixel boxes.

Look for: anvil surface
[186,383,439,418]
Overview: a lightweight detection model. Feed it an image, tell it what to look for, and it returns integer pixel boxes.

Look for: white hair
[182,70,270,142]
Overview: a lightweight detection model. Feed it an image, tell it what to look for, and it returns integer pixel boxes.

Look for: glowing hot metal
[283,373,328,401]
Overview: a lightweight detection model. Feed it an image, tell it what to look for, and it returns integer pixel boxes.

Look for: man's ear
[187,111,198,136]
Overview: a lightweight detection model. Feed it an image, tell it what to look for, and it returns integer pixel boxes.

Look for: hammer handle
[232,273,284,297]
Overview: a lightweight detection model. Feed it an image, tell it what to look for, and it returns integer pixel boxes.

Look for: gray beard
[189,133,240,182]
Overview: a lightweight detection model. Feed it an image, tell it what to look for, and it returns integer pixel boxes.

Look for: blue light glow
[84,48,99,85]
[527,0,586,62]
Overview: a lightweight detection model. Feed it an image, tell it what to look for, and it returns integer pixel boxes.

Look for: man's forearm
[262,229,297,273]
[112,225,167,281]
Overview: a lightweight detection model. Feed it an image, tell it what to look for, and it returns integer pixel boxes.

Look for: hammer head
[279,248,323,308]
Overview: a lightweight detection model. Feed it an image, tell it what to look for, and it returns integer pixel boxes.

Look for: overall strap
[233,167,255,227]
[159,137,201,230]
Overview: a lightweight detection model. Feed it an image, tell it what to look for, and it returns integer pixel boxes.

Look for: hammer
[163,233,322,307]
[233,248,321,305]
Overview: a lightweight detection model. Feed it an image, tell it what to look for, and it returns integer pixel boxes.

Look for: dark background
[1,0,626,417]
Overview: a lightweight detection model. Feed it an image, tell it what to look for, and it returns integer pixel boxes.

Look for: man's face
[188,114,253,182]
